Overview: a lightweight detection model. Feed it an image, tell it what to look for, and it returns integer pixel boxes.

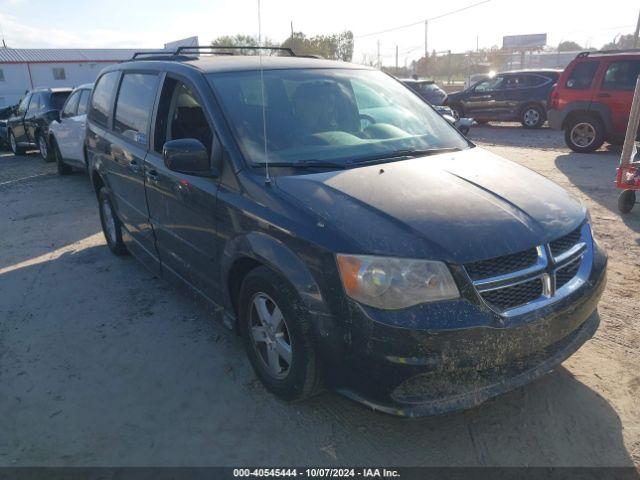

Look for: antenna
[257,0,271,185]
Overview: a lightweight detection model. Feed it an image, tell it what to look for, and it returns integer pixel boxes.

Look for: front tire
[238,266,322,401]
[618,190,636,214]
[98,187,127,255]
[38,132,53,162]
[565,116,605,153]
[521,104,545,129]
[52,137,72,175]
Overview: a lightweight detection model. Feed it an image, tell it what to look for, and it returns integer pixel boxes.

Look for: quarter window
[566,61,599,89]
[113,73,159,145]
[526,75,548,87]
[52,67,66,80]
[89,71,119,127]
[0,69,5,82]
[602,60,640,90]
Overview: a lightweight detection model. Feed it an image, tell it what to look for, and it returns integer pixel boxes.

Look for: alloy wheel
[9,133,17,154]
[249,292,292,380]
[524,108,540,127]
[39,135,48,159]
[570,122,596,148]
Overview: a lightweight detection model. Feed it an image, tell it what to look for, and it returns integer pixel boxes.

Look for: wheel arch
[222,232,328,322]
[560,102,612,133]
[518,101,546,118]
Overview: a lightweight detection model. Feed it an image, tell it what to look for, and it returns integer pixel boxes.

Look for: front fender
[221,231,329,315]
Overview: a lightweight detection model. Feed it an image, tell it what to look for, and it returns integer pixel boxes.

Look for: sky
[0,0,638,66]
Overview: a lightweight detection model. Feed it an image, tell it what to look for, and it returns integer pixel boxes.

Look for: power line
[355,0,492,39]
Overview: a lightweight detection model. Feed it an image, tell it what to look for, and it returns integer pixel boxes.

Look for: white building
[0,48,141,107]
[0,39,198,107]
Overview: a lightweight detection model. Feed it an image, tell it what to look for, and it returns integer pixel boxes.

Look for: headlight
[336,254,459,310]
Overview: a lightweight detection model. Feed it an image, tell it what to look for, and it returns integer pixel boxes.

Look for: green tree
[601,34,636,50]
[210,34,277,55]
[281,31,354,61]
[557,40,582,52]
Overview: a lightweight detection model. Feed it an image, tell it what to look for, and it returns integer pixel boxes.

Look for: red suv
[548,50,640,152]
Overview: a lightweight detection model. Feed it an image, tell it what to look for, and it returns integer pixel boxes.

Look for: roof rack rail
[131,50,177,59]
[576,48,640,58]
[176,45,296,56]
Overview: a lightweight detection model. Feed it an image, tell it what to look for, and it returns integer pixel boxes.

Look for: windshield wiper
[252,161,348,170]
[349,147,462,165]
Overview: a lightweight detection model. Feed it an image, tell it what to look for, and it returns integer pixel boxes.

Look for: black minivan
[86,48,606,416]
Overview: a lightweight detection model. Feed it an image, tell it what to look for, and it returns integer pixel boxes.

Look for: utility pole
[424,20,428,58]
[377,39,381,68]
[395,45,399,69]
[290,21,294,38]
[634,8,640,48]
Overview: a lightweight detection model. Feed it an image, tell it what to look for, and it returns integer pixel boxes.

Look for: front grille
[481,279,543,311]
[550,227,582,257]
[556,259,581,289]
[464,223,590,315]
[465,248,538,281]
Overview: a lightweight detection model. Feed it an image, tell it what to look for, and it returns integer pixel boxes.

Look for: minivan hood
[274,148,585,264]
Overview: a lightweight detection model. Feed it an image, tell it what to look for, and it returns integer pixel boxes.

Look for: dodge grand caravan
[86,47,607,416]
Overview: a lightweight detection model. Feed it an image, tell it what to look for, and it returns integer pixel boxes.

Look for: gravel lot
[0,124,638,467]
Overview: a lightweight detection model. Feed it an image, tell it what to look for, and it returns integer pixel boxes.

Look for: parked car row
[440,49,640,152]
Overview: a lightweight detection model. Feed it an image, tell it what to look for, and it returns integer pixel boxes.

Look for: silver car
[48,83,93,174]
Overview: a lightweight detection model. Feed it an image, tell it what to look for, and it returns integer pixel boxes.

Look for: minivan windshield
[208,68,469,167]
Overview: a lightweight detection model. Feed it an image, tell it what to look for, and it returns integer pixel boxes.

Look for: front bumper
[321,241,607,417]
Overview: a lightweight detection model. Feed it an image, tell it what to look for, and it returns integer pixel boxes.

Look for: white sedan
[48,83,93,174]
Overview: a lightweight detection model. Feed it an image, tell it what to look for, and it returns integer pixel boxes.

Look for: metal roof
[0,48,145,63]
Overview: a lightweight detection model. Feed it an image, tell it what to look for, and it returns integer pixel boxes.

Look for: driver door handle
[128,160,141,173]
[145,169,160,183]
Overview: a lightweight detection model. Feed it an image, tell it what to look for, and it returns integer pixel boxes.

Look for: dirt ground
[0,123,638,467]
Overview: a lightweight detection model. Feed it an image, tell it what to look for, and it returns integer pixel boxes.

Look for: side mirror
[163,138,215,177]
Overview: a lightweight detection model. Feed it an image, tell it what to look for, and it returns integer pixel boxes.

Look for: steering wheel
[359,114,376,129]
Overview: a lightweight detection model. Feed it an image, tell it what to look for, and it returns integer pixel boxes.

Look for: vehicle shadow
[0,245,637,468]
[554,151,640,236]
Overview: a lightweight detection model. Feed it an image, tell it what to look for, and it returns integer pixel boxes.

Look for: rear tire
[521,104,545,129]
[618,190,636,214]
[9,131,26,155]
[52,137,72,175]
[98,187,127,255]
[238,266,322,402]
[565,116,605,153]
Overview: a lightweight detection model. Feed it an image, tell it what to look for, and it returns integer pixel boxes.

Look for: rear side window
[77,90,91,115]
[113,73,159,145]
[566,61,599,89]
[62,91,81,117]
[602,60,640,90]
[527,75,550,87]
[89,71,120,127]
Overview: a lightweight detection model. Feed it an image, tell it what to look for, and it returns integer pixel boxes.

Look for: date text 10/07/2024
[232,468,401,478]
